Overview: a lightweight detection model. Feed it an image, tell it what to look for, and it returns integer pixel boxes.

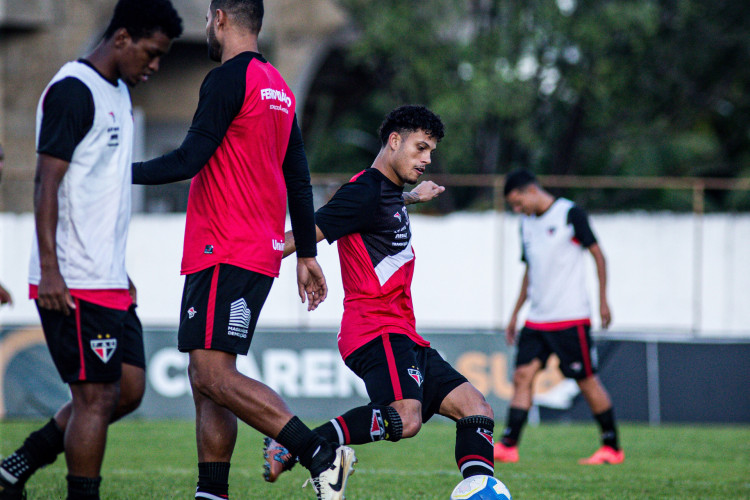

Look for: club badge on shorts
[91,334,117,363]
[408,368,423,387]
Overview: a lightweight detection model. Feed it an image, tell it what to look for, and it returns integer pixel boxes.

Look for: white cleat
[303,445,357,500]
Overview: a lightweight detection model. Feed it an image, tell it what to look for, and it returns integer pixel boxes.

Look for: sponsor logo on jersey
[547,226,556,235]
[272,239,285,252]
[108,111,116,123]
[408,368,423,387]
[228,298,251,338]
[187,307,197,319]
[477,427,494,446]
[204,244,214,254]
[260,88,293,107]
[90,335,117,363]
[393,211,402,222]
[370,408,386,441]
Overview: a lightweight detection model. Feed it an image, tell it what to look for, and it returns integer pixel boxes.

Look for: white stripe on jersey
[373,241,414,286]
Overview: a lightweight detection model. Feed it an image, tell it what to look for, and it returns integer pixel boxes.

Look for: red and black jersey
[133,52,316,277]
[315,168,430,359]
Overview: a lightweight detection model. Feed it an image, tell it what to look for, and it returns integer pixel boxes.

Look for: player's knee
[73,384,120,418]
[512,366,536,388]
[188,363,232,404]
[393,403,422,438]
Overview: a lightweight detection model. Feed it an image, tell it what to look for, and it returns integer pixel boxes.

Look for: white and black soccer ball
[450,475,512,500]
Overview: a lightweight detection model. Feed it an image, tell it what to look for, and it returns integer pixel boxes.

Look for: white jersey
[520,198,596,324]
[29,61,134,289]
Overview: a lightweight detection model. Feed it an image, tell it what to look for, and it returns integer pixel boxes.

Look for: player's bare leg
[496,359,542,462]
[63,382,119,498]
[577,375,623,464]
[437,382,495,478]
[0,365,143,498]
[55,363,146,427]
[188,349,356,499]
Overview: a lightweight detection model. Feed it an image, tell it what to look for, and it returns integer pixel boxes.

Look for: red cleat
[262,437,297,482]
[493,442,519,463]
[578,445,625,465]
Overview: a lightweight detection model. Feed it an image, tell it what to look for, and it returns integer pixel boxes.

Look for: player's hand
[410,180,445,203]
[296,257,328,311]
[128,276,138,306]
[600,302,612,329]
[0,283,12,306]
[38,269,75,315]
[505,316,518,346]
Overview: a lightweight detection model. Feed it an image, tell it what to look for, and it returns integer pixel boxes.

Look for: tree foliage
[302,0,750,211]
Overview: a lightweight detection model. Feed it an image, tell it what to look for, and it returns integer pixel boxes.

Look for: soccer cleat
[302,445,356,500]
[0,477,26,500]
[493,442,519,463]
[578,445,625,465]
[262,436,297,482]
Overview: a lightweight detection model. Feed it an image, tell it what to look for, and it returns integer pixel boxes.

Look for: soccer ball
[450,475,512,500]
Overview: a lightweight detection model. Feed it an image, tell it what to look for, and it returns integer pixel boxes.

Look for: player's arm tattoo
[403,191,421,205]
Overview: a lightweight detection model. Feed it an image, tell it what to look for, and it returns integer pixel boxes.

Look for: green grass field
[2,420,748,499]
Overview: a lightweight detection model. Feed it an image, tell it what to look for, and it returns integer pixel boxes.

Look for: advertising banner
[1,327,748,423]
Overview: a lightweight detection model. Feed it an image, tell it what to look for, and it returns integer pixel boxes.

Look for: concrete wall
[2,211,749,337]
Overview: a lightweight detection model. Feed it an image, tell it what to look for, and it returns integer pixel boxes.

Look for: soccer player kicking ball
[494,168,624,465]
[263,105,498,487]
[0,2,183,499]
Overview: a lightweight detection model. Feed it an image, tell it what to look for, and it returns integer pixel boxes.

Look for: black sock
[195,462,230,499]
[594,408,619,450]
[455,415,495,479]
[500,407,528,447]
[66,475,101,500]
[276,416,335,477]
[0,418,64,486]
[314,405,403,445]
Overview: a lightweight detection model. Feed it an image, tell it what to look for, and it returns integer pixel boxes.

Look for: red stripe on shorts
[577,324,593,377]
[336,416,351,444]
[382,334,403,401]
[204,265,221,349]
[75,298,86,381]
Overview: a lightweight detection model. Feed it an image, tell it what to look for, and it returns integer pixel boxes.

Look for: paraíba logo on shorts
[228,298,251,339]
[91,334,117,363]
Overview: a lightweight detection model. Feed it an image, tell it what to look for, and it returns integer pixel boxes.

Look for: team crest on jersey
[370,409,386,441]
[90,335,117,363]
[394,211,402,222]
[477,427,494,446]
[187,307,197,319]
[547,226,556,235]
[408,368,423,387]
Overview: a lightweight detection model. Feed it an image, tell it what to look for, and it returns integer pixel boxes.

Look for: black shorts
[178,264,273,355]
[37,300,144,384]
[344,333,468,423]
[515,323,598,379]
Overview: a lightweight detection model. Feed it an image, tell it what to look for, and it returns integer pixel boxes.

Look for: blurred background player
[0,2,183,499]
[131,1,354,499]
[0,143,12,306]
[264,105,497,486]
[495,168,623,465]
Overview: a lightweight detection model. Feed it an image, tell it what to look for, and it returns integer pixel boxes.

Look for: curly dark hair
[103,0,183,41]
[210,0,264,34]
[378,105,445,146]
